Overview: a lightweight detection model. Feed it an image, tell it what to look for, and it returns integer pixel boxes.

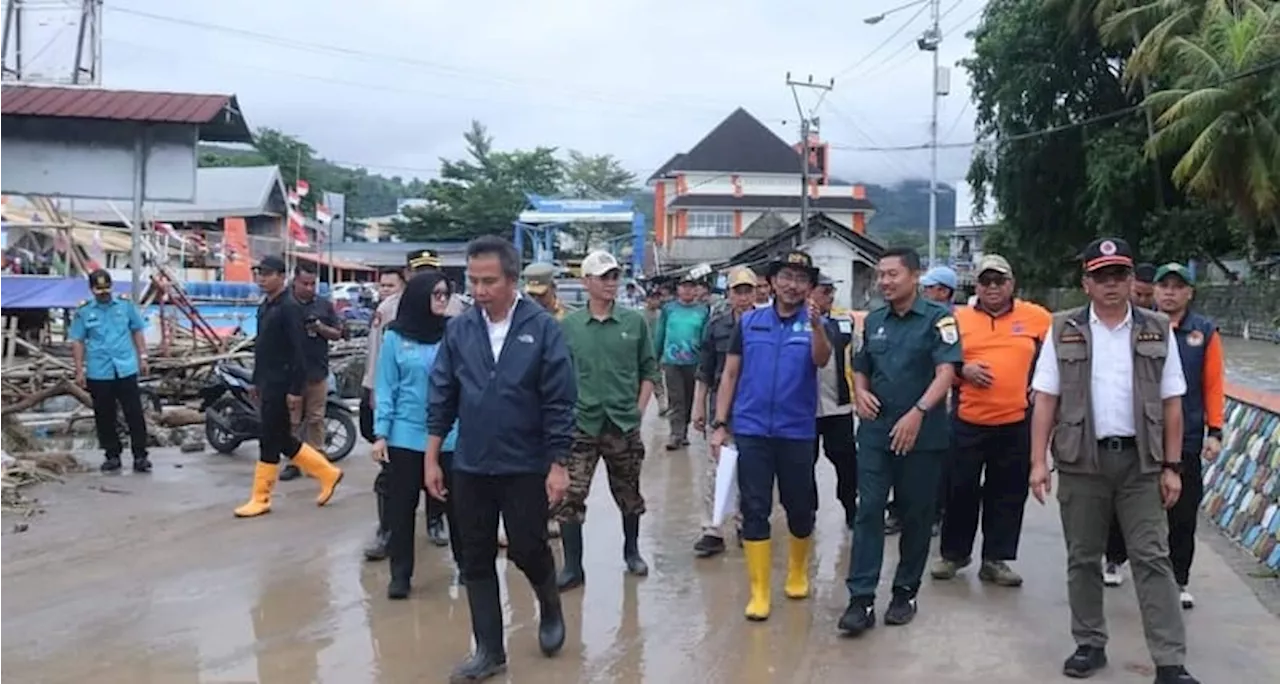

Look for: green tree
[393,121,564,243]
[556,151,638,248]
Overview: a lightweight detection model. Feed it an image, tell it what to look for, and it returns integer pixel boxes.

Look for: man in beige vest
[1029,237,1197,684]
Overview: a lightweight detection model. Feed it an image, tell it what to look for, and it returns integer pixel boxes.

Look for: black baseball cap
[768,250,820,281]
[1080,238,1134,272]
[254,255,288,274]
[1135,262,1157,283]
[88,269,113,293]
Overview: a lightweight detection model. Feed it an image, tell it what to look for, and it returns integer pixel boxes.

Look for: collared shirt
[561,303,659,435]
[68,297,146,380]
[954,299,1053,425]
[483,296,521,362]
[253,290,310,394]
[296,294,340,382]
[1031,305,1186,438]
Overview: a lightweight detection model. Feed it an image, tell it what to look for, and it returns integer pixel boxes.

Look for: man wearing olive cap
[69,269,153,473]
[523,262,565,320]
[1029,237,1198,683]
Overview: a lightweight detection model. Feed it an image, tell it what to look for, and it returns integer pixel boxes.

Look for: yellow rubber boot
[233,462,278,518]
[292,443,343,506]
[742,539,772,621]
[784,535,812,599]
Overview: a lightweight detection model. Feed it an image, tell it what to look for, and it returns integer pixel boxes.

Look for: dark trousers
[847,446,943,597]
[940,419,1031,562]
[736,435,817,541]
[86,374,149,460]
[452,471,555,587]
[664,364,697,439]
[813,413,858,526]
[358,388,375,443]
[386,447,459,579]
[1106,451,1204,586]
[258,384,302,464]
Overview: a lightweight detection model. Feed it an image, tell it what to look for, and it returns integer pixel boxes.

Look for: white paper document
[712,445,739,527]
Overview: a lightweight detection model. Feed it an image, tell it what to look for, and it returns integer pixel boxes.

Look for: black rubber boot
[363,487,390,561]
[555,522,586,591]
[532,573,566,656]
[449,578,508,683]
[622,514,649,576]
[132,456,152,473]
[100,455,122,473]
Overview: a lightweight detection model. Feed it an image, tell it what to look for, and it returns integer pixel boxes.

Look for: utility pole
[919,0,943,267]
[2,0,102,84]
[786,73,834,239]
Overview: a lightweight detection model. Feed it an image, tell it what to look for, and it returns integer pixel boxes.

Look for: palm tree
[1143,0,1280,243]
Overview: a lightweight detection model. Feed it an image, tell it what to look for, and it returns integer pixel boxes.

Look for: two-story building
[647,107,876,269]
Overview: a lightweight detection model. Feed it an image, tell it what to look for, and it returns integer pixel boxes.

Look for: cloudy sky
[13,0,984,186]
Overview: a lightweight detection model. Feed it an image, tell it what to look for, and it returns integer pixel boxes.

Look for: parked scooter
[200,361,356,462]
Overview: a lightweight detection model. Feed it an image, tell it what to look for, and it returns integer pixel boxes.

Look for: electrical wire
[833,1,930,79]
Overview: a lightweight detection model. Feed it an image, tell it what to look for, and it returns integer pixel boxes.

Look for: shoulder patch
[936,315,959,345]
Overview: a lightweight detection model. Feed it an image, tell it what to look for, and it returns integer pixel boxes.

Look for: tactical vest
[1173,311,1216,455]
[1049,306,1170,475]
[732,307,818,440]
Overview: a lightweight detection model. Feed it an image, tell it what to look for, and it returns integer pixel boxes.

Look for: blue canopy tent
[513,195,646,275]
[0,275,132,309]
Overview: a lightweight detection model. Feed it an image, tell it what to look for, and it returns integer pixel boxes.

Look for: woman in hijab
[372,271,460,599]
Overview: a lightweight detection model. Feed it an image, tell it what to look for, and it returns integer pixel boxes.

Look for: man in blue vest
[709,250,832,621]
[839,246,962,635]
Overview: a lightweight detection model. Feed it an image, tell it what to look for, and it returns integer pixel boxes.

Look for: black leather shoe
[693,534,726,558]
[556,523,586,591]
[622,514,649,576]
[884,591,918,626]
[1153,665,1199,684]
[131,457,152,473]
[278,464,302,481]
[100,456,122,473]
[837,597,876,636]
[1062,645,1107,678]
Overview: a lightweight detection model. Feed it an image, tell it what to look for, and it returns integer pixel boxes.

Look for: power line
[829,57,1280,153]
[834,1,930,79]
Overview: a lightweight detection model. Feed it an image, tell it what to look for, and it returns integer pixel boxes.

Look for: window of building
[686,211,734,237]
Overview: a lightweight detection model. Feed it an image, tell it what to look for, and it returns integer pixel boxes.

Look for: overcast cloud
[11,0,984,186]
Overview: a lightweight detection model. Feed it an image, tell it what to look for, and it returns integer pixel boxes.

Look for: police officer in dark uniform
[840,247,962,635]
[69,269,152,473]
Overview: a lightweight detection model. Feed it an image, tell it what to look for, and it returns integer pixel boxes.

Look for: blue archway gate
[512,194,646,276]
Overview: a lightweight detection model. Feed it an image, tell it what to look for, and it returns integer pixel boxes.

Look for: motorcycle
[200,361,356,463]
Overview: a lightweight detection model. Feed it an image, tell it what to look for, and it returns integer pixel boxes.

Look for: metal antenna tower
[3,0,103,84]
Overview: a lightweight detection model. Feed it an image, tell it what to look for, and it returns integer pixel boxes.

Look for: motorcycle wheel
[205,399,242,455]
[322,406,356,463]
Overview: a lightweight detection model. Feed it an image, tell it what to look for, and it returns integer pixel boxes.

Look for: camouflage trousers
[555,424,646,525]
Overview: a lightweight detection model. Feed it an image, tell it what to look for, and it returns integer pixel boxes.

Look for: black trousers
[358,388,376,443]
[1106,451,1203,587]
[258,384,303,465]
[386,447,459,579]
[86,374,149,460]
[452,471,555,587]
[939,419,1031,562]
[813,413,858,525]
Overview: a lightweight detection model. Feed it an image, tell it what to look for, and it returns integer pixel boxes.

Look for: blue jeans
[736,435,817,541]
[846,446,944,598]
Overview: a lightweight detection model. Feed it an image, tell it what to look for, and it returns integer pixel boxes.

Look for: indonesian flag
[315,203,332,225]
[288,190,300,206]
[288,209,309,246]
[155,222,180,241]
[87,230,105,271]
[296,179,310,197]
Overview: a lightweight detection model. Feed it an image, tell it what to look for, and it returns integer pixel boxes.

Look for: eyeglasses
[432,289,450,300]
[977,274,1008,287]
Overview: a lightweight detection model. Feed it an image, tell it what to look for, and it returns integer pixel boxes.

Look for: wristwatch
[710,419,728,430]
[913,401,929,414]
[1161,461,1184,474]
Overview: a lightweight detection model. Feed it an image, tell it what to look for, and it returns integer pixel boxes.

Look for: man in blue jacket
[425,235,576,683]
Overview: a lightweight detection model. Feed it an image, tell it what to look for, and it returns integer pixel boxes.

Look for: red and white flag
[288,190,300,206]
[296,180,310,197]
[154,222,180,241]
[315,203,332,224]
[288,209,309,247]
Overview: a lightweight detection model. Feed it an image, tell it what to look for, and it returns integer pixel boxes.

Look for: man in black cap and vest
[69,269,152,473]
[1029,237,1198,684]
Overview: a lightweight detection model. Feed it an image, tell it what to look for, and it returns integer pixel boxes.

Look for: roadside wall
[1206,384,1280,570]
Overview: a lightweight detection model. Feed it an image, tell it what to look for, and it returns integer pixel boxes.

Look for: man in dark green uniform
[554,250,659,590]
[839,246,962,635]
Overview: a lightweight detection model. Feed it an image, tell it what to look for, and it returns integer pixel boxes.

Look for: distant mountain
[862,179,956,236]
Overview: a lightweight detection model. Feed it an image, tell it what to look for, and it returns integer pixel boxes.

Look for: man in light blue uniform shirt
[69,269,152,473]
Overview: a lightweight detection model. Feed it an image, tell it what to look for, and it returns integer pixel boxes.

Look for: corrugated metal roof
[1,84,254,142]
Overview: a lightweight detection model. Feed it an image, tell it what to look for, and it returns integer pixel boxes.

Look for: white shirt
[482,296,521,362]
[1031,305,1186,438]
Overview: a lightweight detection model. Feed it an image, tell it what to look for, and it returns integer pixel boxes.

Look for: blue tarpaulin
[0,276,132,309]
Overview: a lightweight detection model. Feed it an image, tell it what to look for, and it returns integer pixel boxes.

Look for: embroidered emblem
[1012,321,1025,334]
[1186,330,1204,347]
[936,316,959,345]
[1137,331,1164,343]
[517,333,534,344]
[1099,240,1117,256]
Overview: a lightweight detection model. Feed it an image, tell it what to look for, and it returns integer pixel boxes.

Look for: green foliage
[561,151,636,199]
[392,121,563,243]
[863,180,957,238]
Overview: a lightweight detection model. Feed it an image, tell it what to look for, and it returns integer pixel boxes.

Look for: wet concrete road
[4,410,1279,684]
[1221,336,1280,393]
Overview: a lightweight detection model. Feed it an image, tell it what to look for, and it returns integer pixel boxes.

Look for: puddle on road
[1222,337,1280,394]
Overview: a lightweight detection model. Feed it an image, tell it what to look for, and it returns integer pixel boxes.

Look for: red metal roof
[1,84,253,142]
